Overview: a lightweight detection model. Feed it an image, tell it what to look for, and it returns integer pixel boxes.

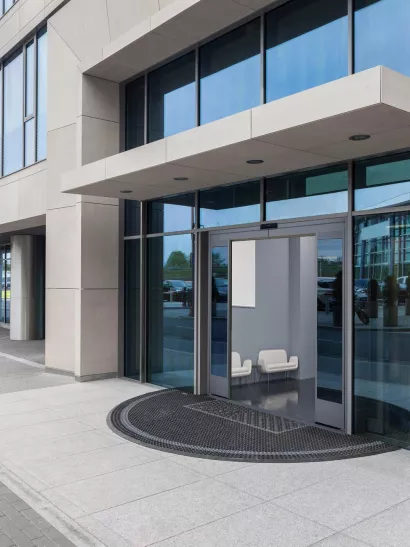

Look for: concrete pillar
[10,235,36,340]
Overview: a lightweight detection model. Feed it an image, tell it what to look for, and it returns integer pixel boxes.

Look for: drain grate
[108,389,397,463]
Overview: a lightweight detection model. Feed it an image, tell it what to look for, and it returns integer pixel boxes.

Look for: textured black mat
[108,389,397,462]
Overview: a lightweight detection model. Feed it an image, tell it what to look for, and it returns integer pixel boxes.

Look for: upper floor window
[1,0,17,17]
[148,52,196,143]
[355,0,410,76]
[2,27,47,177]
[200,19,260,125]
[265,0,348,102]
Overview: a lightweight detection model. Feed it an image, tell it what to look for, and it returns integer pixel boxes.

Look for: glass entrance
[209,222,345,430]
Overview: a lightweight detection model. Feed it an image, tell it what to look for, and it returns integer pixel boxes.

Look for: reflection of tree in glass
[212,251,226,267]
[165,251,190,269]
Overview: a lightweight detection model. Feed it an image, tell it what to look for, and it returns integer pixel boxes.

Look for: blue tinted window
[355,0,410,76]
[36,27,47,162]
[148,53,196,142]
[355,153,410,211]
[4,0,14,11]
[266,0,348,102]
[148,194,195,234]
[4,51,23,176]
[200,19,260,125]
[126,76,145,150]
[200,181,260,228]
[266,165,348,220]
[147,234,195,391]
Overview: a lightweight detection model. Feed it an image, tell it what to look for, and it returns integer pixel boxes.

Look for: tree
[165,251,189,269]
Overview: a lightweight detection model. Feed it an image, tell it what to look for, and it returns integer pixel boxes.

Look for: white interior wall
[231,236,317,383]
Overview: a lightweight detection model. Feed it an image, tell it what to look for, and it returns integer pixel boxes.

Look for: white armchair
[231,352,252,378]
[257,350,298,383]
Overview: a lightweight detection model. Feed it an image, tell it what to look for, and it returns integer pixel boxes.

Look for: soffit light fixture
[174,177,189,181]
[120,190,132,194]
[349,134,371,141]
[246,159,264,164]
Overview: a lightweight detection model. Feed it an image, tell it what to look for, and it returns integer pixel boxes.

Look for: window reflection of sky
[200,204,260,228]
[355,0,410,77]
[266,17,348,102]
[267,191,347,221]
[164,83,196,137]
[200,55,260,125]
[161,204,194,233]
[355,181,410,211]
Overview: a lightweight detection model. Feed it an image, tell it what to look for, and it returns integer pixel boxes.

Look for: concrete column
[10,235,36,341]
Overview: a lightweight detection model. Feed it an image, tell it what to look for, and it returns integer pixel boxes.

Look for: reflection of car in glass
[163,280,187,302]
[398,276,408,303]
[317,277,334,311]
[213,277,228,303]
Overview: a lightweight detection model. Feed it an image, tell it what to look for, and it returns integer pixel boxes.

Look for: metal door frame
[207,218,347,430]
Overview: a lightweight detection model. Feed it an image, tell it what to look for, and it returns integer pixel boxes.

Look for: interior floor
[230,377,316,424]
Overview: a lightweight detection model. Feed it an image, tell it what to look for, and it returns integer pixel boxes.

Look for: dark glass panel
[199,181,260,228]
[36,27,47,162]
[317,239,343,404]
[124,239,141,380]
[355,153,410,211]
[124,200,141,237]
[266,0,348,102]
[266,164,348,221]
[126,76,145,150]
[147,234,195,391]
[200,19,260,125]
[4,50,23,176]
[354,212,410,447]
[148,194,195,234]
[355,0,410,77]
[148,53,196,143]
[211,246,229,378]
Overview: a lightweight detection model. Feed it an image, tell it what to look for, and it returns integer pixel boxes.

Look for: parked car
[163,280,187,302]
[317,277,335,311]
[213,277,228,303]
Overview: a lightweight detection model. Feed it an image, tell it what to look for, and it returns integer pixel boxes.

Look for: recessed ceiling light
[120,190,132,194]
[246,159,264,165]
[349,134,371,141]
[174,177,189,181]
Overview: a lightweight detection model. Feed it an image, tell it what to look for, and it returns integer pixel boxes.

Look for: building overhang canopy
[62,68,410,201]
[81,0,281,83]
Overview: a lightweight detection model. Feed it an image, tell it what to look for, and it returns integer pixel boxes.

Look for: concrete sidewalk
[0,375,408,546]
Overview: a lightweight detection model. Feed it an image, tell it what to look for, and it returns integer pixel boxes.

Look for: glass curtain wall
[353,151,410,446]
[2,27,47,177]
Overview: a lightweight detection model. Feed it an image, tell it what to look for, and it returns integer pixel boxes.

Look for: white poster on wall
[232,240,256,308]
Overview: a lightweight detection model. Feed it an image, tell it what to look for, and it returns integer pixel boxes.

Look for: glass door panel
[210,244,229,397]
[316,237,344,428]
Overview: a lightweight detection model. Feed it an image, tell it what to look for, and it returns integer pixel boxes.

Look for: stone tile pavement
[0,353,410,546]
